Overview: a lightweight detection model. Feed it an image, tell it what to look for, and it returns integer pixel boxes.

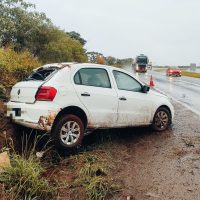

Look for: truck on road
[133,54,149,73]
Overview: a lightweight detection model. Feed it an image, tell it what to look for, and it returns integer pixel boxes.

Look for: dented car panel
[7,101,61,131]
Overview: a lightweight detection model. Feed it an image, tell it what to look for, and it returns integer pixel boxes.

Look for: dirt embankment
[0,102,17,150]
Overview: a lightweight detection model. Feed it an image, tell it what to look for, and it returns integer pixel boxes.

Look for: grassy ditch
[0,153,57,200]
[0,132,59,200]
[0,97,124,200]
[51,146,122,200]
[0,123,122,200]
[77,153,120,200]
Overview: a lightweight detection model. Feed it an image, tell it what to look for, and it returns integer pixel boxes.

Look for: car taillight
[35,86,57,101]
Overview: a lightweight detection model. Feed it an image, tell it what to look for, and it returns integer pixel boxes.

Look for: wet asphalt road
[124,66,200,116]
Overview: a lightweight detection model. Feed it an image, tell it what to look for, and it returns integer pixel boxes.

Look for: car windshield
[169,66,180,69]
[136,56,148,64]
[25,66,59,81]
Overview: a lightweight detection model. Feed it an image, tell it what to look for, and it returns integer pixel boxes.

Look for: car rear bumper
[6,101,61,132]
[168,72,181,76]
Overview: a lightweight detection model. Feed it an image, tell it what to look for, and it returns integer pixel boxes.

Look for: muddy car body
[7,63,174,150]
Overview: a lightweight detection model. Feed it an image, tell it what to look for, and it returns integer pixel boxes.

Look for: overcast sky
[28,0,200,66]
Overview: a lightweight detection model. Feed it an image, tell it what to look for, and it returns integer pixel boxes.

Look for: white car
[7,63,174,150]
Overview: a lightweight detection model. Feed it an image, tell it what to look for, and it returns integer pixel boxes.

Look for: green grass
[0,133,58,200]
[77,154,120,200]
[182,71,200,78]
[0,153,56,200]
[0,129,122,200]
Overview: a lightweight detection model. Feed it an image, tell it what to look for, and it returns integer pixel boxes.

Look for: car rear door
[112,70,152,126]
[73,67,118,127]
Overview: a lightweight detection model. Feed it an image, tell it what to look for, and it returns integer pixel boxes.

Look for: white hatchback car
[7,63,174,150]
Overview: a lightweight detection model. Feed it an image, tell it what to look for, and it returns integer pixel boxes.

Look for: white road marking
[172,98,200,117]
[176,79,200,87]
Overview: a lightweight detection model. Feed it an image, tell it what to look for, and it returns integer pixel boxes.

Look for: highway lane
[124,66,200,115]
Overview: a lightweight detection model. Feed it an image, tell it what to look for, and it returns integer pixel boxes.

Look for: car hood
[148,88,168,98]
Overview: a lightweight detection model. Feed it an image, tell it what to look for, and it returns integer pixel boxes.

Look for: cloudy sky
[28,0,200,66]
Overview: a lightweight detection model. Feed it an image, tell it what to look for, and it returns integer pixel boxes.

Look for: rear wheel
[52,114,84,150]
[152,107,171,131]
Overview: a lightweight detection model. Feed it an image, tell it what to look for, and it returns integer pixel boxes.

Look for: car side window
[74,68,111,88]
[74,71,81,84]
[113,70,142,92]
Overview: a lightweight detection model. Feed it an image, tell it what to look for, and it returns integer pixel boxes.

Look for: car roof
[40,62,118,71]
[70,63,114,69]
[38,62,140,79]
[37,62,144,85]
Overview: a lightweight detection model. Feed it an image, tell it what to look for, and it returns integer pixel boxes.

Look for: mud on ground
[109,102,200,200]
[46,102,200,200]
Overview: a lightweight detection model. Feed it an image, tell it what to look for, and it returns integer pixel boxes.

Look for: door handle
[81,92,90,97]
[119,96,127,101]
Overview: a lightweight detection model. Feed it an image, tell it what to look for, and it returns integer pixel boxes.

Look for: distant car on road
[166,66,181,77]
[7,63,174,150]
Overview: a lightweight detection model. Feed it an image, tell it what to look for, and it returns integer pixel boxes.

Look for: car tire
[152,107,171,131]
[52,114,84,150]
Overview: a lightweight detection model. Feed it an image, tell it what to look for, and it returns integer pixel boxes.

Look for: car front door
[113,70,152,126]
[73,67,118,128]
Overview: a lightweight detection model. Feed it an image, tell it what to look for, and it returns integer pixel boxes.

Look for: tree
[0,0,88,63]
[67,31,87,46]
[39,28,87,63]
[96,55,105,65]
[106,56,116,66]
[86,51,103,63]
[105,56,133,67]
[0,0,54,52]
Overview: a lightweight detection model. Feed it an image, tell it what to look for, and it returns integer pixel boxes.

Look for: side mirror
[142,85,150,93]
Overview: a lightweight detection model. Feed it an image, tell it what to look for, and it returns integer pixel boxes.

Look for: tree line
[0,0,134,70]
[0,0,88,63]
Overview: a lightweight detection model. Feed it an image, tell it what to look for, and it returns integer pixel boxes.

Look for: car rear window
[25,67,59,81]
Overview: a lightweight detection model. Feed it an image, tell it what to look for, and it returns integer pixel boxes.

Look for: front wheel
[152,107,171,131]
[52,114,84,150]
